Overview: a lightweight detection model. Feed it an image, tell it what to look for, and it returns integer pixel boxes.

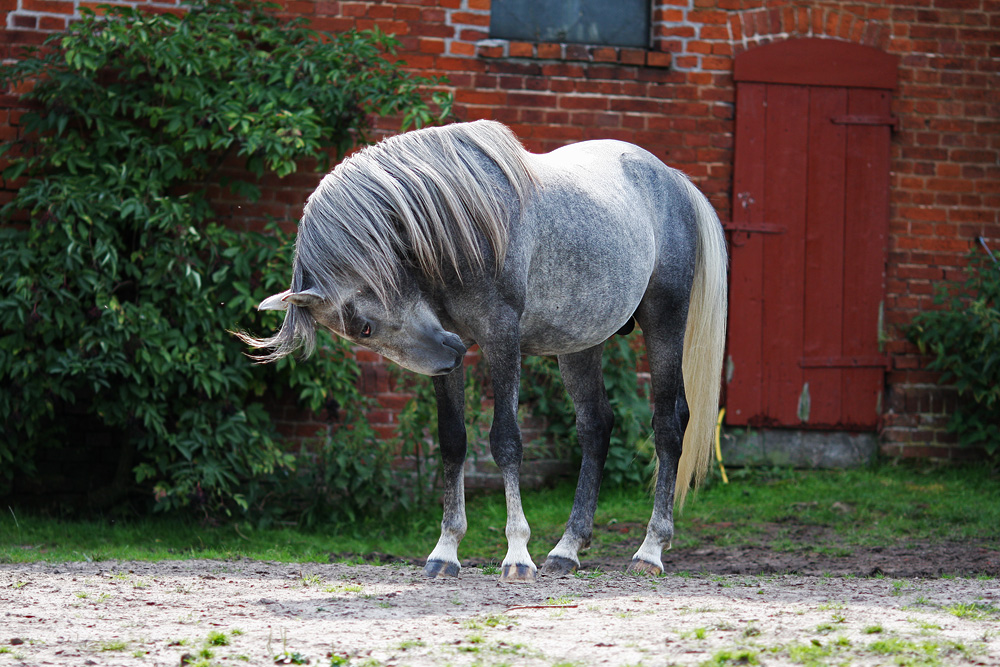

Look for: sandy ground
[2,558,999,666]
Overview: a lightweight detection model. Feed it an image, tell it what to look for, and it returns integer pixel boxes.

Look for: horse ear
[282,288,325,309]
[258,290,292,311]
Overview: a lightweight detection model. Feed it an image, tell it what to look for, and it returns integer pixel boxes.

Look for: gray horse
[243,120,727,582]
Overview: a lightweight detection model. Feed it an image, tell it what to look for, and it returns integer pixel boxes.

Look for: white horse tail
[674,175,728,508]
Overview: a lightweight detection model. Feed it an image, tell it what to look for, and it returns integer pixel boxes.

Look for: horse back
[510,140,697,355]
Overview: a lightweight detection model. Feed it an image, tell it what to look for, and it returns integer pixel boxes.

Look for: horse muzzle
[431,332,467,375]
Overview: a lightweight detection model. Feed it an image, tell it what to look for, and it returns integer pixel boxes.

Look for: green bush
[0,0,451,519]
[907,249,1000,461]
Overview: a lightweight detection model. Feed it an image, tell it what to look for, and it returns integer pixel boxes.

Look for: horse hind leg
[629,303,689,575]
[541,345,613,576]
[423,369,468,578]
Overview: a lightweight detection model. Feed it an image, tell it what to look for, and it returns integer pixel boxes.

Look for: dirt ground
[3,541,999,667]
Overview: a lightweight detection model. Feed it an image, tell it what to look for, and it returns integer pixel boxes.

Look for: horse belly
[516,142,662,356]
[518,239,654,356]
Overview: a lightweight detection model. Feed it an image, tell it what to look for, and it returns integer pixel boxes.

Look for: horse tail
[674,174,728,508]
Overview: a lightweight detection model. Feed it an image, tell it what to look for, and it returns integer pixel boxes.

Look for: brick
[558,95,608,111]
[619,48,646,66]
[591,47,617,63]
[645,51,673,68]
[536,42,563,59]
[477,43,505,59]
[21,0,75,13]
[508,41,534,58]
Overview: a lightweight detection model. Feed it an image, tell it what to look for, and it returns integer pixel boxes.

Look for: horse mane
[297,120,536,306]
[245,120,537,360]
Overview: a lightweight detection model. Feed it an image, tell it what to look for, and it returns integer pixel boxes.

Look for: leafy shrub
[0,0,451,518]
[907,249,1000,461]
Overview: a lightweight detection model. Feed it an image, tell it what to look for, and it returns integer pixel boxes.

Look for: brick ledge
[476,39,672,69]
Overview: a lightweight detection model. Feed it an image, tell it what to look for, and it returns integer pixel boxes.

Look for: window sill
[475,39,672,69]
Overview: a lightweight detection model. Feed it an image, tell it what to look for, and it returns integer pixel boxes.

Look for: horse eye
[360,323,372,338]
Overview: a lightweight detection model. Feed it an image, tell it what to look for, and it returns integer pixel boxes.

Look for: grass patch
[946,602,1000,620]
[1,464,997,564]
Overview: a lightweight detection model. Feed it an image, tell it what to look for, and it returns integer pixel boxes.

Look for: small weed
[231,628,245,636]
[742,623,761,638]
[863,625,884,634]
[867,636,944,665]
[815,623,836,635]
[98,640,128,652]
[397,639,426,650]
[788,641,833,666]
[574,568,605,579]
[947,602,999,620]
[480,562,501,575]
[273,650,310,664]
[463,614,514,630]
[681,627,708,640]
[324,583,364,595]
[301,574,323,587]
[206,631,230,646]
[890,580,914,597]
[913,620,943,632]
[701,648,759,666]
[546,596,575,605]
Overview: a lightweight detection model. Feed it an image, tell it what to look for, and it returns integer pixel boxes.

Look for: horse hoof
[627,558,663,576]
[541,556,578,576]
[423,559,460,578]
[500,563,537,583]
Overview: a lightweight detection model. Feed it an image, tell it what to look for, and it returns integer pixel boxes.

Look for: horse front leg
[542,345,612,575]
[484,337,536,583]
[423,368,468,578]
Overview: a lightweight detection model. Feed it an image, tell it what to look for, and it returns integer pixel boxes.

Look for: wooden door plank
[802,86,848,427]
[725,82,767,426]
[762,84,809,426]
[841,88,891,427]
[734,38,899,90]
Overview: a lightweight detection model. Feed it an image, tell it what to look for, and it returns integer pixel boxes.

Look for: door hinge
[722,222,787,234]
[800,356,889,369]
[831,114,899,131]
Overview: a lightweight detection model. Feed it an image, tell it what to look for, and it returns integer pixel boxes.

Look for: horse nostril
[440,332,466,357]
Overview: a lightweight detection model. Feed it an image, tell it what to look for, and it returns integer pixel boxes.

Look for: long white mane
[296,119,537,305]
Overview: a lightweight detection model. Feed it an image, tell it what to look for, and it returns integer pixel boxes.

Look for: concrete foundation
[719,427,879,468]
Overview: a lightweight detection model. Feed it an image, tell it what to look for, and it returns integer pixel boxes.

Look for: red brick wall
[3,0,998,460]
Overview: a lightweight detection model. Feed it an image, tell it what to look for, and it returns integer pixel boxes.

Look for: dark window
[489,0,651,49]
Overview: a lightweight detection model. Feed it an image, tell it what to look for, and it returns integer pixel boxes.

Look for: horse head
[258,281,466,377]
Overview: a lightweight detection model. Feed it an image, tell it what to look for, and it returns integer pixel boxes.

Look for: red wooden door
[725,39,898,430]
